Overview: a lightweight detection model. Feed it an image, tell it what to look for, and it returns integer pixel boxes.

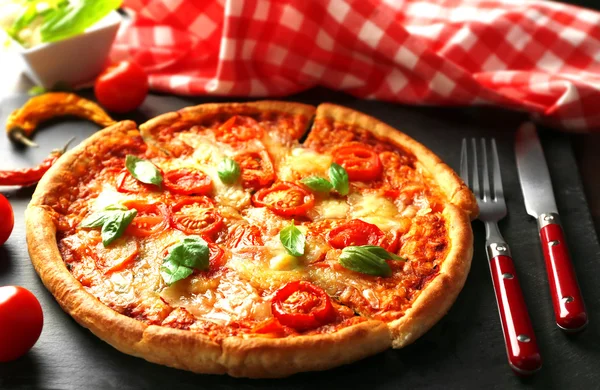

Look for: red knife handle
[490,254,542,375]
[539,215,588,331]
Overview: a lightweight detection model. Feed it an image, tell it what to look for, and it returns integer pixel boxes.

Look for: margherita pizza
[25,101,477,377]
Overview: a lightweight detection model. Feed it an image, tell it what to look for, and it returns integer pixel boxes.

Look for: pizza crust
[313,103,476,348]
[26,101,477,377]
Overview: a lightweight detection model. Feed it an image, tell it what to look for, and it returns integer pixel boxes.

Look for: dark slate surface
[0,89,599,390]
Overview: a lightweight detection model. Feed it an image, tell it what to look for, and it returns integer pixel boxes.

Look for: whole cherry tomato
[94,61,149,113]
[0,194,14,245]
[0,286,44,362]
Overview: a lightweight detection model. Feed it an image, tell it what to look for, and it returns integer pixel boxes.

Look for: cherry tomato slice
[116,169,157,194]
[0,194,14,245]
[171,197,224,238]
[233,149,275,191]
[252,182,315,217]
[94,61,149,113]
[164,168,212,196]
[333,143,382,182]
[95,238,140,275]
[216,115,265,144]
[123,200,170,237]
[271,281,335,331]
[207,243,225,270]
[225,224,264,249]
[326,219,385,249]
[0,286,43,362]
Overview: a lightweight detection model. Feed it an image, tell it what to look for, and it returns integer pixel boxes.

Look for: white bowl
[16,11,121,89]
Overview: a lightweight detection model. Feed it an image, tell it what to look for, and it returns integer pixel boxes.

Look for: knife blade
[515,122,588,332]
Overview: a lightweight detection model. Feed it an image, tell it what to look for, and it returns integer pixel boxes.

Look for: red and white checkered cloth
[111,0,600,132]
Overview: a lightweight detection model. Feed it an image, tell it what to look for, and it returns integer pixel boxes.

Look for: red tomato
[164,168,212,195]
[207,243,225,270]
[225,224,264,249]
[94,61,149,113]
[171,197,224,238]
[0,286,43,362]
[216,116,265,144]
[333,143,382,182]
[271,281,335,331]
[115,169,157,194]
[233,149,275,191]
[252,182,315,217]
[123,200,170,237]
[326,219,385,249]
[0,194,14,245]
[95,238,140,275]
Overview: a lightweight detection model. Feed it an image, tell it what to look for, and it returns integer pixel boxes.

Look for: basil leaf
[40,0,121,44]
[329,163,349,196]
[80,204,129,228]
[160,259,194,286]
[359,245,406,261]
[217,157,241,184]
[338,246,393,277]
[80,213,109,228]
[300,176,333,192]
[280,221,305,257]
[101,209,136,247]
[165,237,210,270]
[125,155,163,187]
[160,236,210,286]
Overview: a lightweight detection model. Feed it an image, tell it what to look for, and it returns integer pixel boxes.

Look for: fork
[461,138,542,375]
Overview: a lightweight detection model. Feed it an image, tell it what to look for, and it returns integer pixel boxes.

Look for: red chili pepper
[0,138,74,187]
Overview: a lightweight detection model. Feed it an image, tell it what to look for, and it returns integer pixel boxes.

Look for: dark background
[2,0,600,388]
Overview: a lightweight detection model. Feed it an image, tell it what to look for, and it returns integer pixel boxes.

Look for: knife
[515,122,588,332]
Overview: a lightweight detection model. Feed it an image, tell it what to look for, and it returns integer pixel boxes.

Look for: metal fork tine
[460,139,469,187]
[491,139,503,200]
[481,138,491,201]
[471,138,480,198]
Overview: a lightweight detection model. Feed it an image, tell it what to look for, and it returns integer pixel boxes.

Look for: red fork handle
[539,220,588,331]
[490,254,542,375]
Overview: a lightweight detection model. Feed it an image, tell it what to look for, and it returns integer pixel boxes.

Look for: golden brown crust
[313,103,476,348]
[140,100,316,151]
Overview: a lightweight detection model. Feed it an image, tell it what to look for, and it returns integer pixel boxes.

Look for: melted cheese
[278,148,332,182]
[312,198,349,220]
[347,192,402,232]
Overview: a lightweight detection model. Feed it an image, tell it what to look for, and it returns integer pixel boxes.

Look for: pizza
[25,101,477,378]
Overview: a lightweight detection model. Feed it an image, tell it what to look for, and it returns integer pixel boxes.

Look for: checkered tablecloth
[111,0,600,132]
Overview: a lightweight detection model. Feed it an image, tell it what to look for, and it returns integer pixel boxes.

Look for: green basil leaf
[160,259,194,286]
[104,204,128,211]
[217,157,241,184]
[80,212,109,228]
[80,204,128,228]
[40,0,122,44]
[358,245,406,261]
[300,176,333,192]
[279,221,305,257]
[329,163,349,196]
[125,155,163,187]
[165,237,210,270]
[338,246,393,277]
[100,209,136,247]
